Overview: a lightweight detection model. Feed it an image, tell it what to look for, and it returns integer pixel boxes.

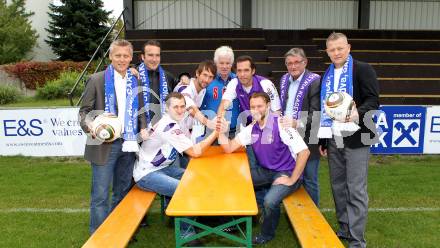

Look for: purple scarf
[279,71,320,120]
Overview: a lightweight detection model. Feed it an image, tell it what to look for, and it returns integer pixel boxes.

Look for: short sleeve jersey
[133,114,193,182]
[236,114,308,172]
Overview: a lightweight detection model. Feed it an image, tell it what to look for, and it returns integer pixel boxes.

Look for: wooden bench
[283,187,344,248]
[82,185,157,248]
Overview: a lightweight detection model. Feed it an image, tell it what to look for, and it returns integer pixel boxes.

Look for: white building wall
[132,0,440,30]
[370,0,440,30]
[28,0,57,61]
[252,0,358,29]
[134,0,241,29]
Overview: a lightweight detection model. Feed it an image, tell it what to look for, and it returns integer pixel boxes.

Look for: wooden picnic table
[166,146,258,247]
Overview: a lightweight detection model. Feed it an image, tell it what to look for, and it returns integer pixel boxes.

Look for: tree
[45,0,111,61]
[0,0,38,64]
[8,0,33,18]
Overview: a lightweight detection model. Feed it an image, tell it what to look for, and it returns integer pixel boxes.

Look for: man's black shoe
[252,235,271,245]
[336,230,351,241]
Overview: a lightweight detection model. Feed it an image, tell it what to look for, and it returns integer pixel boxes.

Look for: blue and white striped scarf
[318,54,356,138]
[104,64,139,152]
[138,63,169,127]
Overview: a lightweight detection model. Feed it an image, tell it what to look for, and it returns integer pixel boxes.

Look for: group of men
[79,32,379,248]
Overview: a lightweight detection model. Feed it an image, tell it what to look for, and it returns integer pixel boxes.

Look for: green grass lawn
[0,97,79,108]
[0,155,439,247]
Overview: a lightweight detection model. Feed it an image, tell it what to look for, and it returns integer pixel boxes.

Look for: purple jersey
[237,114,308,173]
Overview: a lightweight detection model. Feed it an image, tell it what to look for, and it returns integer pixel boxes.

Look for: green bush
[0,84,21,104]
[36,71,84,100]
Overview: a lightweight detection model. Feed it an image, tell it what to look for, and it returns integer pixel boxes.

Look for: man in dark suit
[319,32,379,248]
[279,47,321,206]
[79,39,147,234]
[138,40,177,126]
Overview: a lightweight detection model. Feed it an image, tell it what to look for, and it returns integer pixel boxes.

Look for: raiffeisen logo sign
[371,106,426,154]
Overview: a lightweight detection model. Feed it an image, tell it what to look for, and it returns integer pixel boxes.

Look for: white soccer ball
[90,113,122,142]
[324,92,355,122]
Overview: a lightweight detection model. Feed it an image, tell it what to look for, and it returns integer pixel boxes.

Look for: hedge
[2,61,93,90]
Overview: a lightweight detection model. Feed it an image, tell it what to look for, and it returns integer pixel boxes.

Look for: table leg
[175,217,181,248]
[173,216,253,247]
[246,217,252,248]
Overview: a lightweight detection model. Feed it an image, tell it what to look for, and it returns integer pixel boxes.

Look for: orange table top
[166,146,258,216]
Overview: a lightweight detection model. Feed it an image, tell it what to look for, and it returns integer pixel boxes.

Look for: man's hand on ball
[87,123,96,139]
[346,102,359,123]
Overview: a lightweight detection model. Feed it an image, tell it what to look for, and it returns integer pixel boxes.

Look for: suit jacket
[143,68,176,101]
[78,71,147,165]
[139,67,176,125]
[281,69,321,160]
[342,59,380,148]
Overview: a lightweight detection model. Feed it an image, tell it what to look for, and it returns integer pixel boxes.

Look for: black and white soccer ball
[90,113,122,142]
[324,92,355,122]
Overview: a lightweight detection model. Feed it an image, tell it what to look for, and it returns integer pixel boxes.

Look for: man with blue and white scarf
[318,33,379,248]
[137,40,176,129]
[79,39,148,234]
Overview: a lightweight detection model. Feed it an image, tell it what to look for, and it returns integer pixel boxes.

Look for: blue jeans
[254,158,320,207]
[246,145,269,209]
[90,139,135,234]
[246,145,264,205]
[136,164,194,238]
[136,164,185,197]
[303,158,320,206]
[246,145,258,169]
[251,166,302,241]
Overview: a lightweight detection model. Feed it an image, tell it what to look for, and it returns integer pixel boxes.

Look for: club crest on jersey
[264,134,274,143]
[251,133,260,143]
[285,129,295,140]
[266,88,274,99]
[171,129,184,135]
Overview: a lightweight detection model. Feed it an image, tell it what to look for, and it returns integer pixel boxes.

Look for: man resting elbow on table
[133,92,218,241]
[218,92,310,245]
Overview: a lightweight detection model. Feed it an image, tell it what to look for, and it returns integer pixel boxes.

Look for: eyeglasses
[285,60,305,67]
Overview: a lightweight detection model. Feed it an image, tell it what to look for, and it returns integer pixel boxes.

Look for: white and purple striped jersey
[133,114,192,182]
